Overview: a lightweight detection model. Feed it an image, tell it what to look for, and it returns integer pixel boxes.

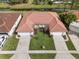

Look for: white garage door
[50,32,66,35]
[18,32,34,37]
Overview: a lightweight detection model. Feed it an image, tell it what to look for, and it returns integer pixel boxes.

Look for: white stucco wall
[17,32,34,36]
[50,32,66,35]
[8,14,22,36]
[69,25,79,33]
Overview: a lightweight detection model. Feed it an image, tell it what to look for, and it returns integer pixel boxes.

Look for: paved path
[11,35,31,59]
[69,34,79,52]
[53,35,75,59]
[0,51,15,54]
[29,50,78,54]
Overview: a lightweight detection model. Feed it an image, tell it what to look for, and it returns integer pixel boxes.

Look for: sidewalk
[53,35,75,59]
[11,35,31,59]
[29,50,79,54]
[0,51,15,54]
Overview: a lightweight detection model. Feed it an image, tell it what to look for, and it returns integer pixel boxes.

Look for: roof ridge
[0,19,6,27]
[19,12,33,28]
[49,12,67,32]
[0,19,9,31]
[48,12,58,30]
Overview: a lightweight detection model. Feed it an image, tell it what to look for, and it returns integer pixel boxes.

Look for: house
[69,11,79,33]
[0,13,22,36]
[16,12,67,37]
[0,13,22,47]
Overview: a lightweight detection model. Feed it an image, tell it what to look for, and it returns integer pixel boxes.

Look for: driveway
[11,35,31,59]
[69,34,79,52]
[53,35,75,59]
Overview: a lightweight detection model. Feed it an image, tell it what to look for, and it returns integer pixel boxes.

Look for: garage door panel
[50,32,66,35]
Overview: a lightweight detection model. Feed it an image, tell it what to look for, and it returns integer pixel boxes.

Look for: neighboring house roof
[0,13,20,33]
[16,12,67,32]
[73,11,79,22]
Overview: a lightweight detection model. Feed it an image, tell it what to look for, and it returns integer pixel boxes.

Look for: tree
[59,13,76,30]
[9,0,27,4]
[70,0,75,9]
[44,0,50,5]
[33,0,50,5]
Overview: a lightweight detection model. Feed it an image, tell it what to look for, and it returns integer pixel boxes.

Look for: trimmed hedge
[0,3,79,11]
[10,4,65,10]
[0,3,10,9]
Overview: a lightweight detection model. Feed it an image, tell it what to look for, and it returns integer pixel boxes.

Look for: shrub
[59,13,77,30]
[0,3,9,9]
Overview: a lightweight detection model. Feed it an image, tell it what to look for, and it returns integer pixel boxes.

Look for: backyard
[29,32,55,50]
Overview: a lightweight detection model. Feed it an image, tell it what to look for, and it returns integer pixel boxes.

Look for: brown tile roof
[16,12,67,32]
[0,13,20,33]
[73,11,79,21]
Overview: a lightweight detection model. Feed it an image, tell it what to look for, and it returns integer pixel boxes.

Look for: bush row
[0,3,79,11]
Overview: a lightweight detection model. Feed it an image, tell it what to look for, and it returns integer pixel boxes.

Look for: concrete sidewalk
[69,34,79,51]
[0,51,15,54]
[53,35,75,59]
[29,50,78,54]
[11,35,31,59]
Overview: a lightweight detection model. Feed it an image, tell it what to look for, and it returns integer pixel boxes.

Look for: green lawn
[10,4,64,10]
[2,35,19,51]
[66,39,76,50]
[65,34,76,50]
[71,54,79,59]
[0,54,13,59]
[0,2,79,11]
[29,32,55,50]
[30,54,56,59]
[0,3,9,9]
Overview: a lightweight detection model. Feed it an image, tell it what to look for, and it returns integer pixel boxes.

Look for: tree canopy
[59,13,77,30]
[33,0,51,5]
[9,0,27,4]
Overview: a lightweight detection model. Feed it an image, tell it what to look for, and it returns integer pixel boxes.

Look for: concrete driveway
[11,35,31,59]
[53,35,75,59]
[69,34,79,52]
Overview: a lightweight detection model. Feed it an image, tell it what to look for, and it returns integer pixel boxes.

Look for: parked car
[0,35,7,47]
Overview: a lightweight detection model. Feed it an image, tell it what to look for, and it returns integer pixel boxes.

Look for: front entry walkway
[11,35,31,59]
[53,35,75,59]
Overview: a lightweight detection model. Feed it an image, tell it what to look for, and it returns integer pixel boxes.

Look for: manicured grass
[0,54,13,59]
[10,4,64,10]
[66,34,76,50]
[66,39,76,50]
[0,3,9,9]
[29,32,55,50]
[0,2,79,11]
[2,35,19,51]
[71,54,79,59]
[30,54,56,59]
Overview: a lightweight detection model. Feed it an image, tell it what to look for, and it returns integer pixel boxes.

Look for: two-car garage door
[17,32,34,37]
[18,32,66,37]
[50,32,66,35]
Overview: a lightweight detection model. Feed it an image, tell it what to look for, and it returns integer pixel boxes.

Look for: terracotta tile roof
[16,12,67,32]
[73,11,79,21]
[0,13,20,33]
[72,11,79,22]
